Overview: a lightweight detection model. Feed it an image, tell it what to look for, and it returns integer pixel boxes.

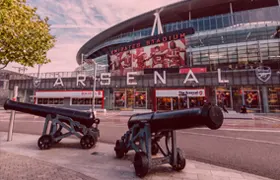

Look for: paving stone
[0,151,95,180]
[0,132,274,180]
[211,170,244,178]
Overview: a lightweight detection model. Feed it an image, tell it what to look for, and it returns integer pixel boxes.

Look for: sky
[5,0,181,73]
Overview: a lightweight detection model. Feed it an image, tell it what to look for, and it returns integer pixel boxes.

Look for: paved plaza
[0,132,274,180]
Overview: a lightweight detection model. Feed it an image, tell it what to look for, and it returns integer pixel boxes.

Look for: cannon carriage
[114,104,224,178]
[3,99,100,150]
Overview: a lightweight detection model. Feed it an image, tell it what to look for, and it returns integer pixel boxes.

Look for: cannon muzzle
[3,99,96,128]
[128,104,224,132]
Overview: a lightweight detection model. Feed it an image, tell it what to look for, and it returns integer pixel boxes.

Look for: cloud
[5,0,181,73]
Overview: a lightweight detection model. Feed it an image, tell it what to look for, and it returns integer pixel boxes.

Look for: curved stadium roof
[76,0,278,65]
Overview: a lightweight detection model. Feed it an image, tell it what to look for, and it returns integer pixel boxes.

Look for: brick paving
[0,132,273,180]
[0,151,96,180]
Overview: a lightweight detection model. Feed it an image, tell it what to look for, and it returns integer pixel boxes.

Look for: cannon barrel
[3,99,95,128]
[128,104,224,132]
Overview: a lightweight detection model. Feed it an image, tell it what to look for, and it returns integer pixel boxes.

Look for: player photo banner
[109,28,194,55]
[109,28,194,76]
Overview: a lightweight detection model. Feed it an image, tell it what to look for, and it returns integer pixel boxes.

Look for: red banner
[179,68,207,74]
[110,38,186,76]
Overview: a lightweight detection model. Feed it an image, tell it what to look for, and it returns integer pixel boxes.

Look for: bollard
[7,86,18,141]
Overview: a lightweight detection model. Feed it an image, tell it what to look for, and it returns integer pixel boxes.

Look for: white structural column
[278,0,280,6]
[229,2,234,25]
[151,8,164,36]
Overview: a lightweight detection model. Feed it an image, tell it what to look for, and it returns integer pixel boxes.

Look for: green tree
[0,0,56,70]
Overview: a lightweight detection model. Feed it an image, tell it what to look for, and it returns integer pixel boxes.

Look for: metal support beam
[229,3,234,25]
[151,8,164,36]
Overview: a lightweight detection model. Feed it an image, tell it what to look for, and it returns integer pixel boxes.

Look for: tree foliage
[0,0,56,69]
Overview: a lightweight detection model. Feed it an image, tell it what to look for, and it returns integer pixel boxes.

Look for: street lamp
[92,60,97,117]
[90,60,108,117]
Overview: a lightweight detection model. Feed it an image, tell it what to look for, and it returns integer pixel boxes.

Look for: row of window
[37,98,64,104]
[36,98,103,105]
[186,26,277,48]
[104,6,280,45]
[72,98,102,105]
[189,41,280,66]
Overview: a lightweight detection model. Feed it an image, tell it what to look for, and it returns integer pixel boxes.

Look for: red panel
[179,67,207,74]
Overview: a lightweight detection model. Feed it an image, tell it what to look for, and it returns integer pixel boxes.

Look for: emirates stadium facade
[7,0,280,113]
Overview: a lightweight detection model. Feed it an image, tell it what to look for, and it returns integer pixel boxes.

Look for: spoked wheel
[134,152,149,178]
[53,131,63,144]
[114,140,125,159]
[37,135,53,150]
[172,148,186,171]
[151,142,159,155]
[80,135,96,149]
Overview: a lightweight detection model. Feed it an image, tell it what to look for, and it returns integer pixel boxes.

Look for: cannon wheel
[80,135,96,149]
[134,152,149,178]
[151,142,159,155]
[114,140,125,159]
[38,135,53,150]
[172,148,186,171]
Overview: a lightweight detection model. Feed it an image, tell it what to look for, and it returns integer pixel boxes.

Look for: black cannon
[114,104,224,178]
[3,99,100,150]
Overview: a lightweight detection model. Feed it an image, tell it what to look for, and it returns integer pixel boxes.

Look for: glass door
[126,89,134,109]
[215,87,233,108]
[134,91,147,109]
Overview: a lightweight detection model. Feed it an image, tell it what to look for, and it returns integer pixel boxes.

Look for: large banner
[110,39,186,76]
[109,28,194,76]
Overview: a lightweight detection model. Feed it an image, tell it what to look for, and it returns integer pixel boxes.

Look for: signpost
[7,86,18,141]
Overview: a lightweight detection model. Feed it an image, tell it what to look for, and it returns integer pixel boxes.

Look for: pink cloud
[6,0,182,73]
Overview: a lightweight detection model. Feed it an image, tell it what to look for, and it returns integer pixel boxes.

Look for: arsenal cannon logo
[255,66,271,82]
[33,78,41,88]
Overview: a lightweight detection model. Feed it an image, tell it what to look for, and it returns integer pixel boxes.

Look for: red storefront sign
[179,68,207,74]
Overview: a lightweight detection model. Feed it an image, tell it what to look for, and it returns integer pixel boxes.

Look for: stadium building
[8,0,280,113]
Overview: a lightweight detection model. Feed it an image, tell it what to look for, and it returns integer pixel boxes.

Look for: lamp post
[92,60,97,116]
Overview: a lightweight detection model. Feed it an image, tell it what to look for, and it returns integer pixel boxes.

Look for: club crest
[255,66,271,82]
[33,78,41,88]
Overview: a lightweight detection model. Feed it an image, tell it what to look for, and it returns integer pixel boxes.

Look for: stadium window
[192,20,198,31]
[53,98,59,104]
[228,47,238,63]
[38,98,43,104]
[198,19,204,31]
[72,98,78,105]
[192,51,201,65]
[216,15,223,29]
[234,12,242,25]
[222,15,230,28]
[43,98,47,104]
[177,22,182,30]
[182,21,188,29]
[210,17,217,30]
[49,98,53,104]
[204,18,210,31]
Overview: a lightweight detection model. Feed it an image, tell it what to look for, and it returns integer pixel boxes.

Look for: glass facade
[113,88,148,109]
[89,6,280,55]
